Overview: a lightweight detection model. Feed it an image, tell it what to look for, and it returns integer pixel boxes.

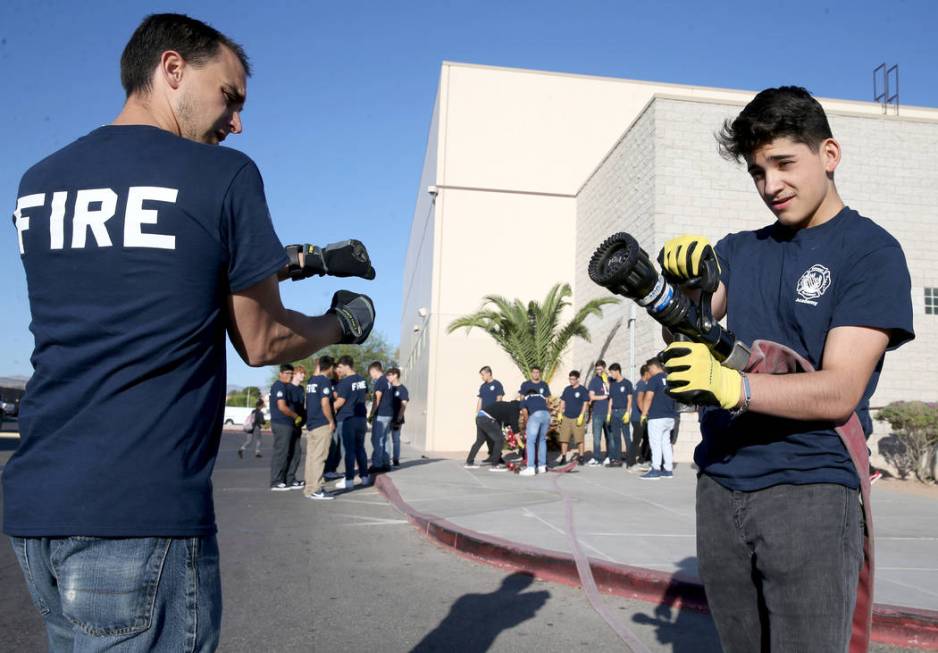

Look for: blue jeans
[387,425,401,463]
[525,411,550,468]
[591,412,609,460]
[10,535,221,652]
[339,417,368,481]
[371,416,391,468]
[609,409,628,462]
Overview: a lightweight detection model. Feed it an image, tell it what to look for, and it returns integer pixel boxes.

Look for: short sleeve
[335,379,350,400]
[400,388,409,401]
[831,245,915,350]
[222,162,289,292]
[476,385,482,398]
[496,382,504,395]
[715,234,734,289]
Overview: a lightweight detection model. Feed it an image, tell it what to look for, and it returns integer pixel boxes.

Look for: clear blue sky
[2,0,936,387]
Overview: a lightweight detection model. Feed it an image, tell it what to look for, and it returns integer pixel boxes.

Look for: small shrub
[876,401,938,482]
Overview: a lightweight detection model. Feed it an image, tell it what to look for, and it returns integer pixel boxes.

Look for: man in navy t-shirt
[631,365,650,465]
[270,363,304,490]
[333,355,370,489]
[558,371,588,463]
[3,14,375,651]
[304,355,336,500]
[475,365,504,462]
[367,361,393,471]
[387,368,408,467]
[608,363,633,468]
[518,366,551,399]
[586,360,611,465]
[657,87,914,652]
[638,359,677,480]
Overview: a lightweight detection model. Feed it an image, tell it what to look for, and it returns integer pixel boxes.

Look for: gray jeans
[696,474,863,653]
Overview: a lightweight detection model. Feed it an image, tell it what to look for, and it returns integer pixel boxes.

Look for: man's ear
[159,50,186,90]
[821,137,842,175]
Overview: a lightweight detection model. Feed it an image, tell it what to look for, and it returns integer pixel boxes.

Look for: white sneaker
[360,475,372,486]
[537,465,547,474]
[464,463,480,469]
[586,459,600,467]
[519,467,536,477]
[602,457,610,467]
[334,478,352,490]
[306,490,335,501]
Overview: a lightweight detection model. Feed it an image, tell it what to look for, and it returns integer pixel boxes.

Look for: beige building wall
[403,60,938,456]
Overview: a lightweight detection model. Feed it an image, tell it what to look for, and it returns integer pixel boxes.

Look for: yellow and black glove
[659,342,741,410]
[657,235,720,292]
[576,414,585,427]
[622,412,629,425]
[605,412,612,424]
[294,415,303,427]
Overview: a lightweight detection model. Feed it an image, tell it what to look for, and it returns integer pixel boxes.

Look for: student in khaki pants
[304,355,338,500]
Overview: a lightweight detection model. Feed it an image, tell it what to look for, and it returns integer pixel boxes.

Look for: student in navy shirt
[519,389,550,476]
[475,366,505,463]
[657,87,914,652]
[368,361,393,471]
[518,366,551,399]
[386,368,409,467]
[558,371,589,463]
[2,15,375,651]
[639,359,677,480]
[304,355,337,500]
[630,365,651,465]
[270,364,304,490]
[607,363,633,468]
[587,360,611,465]
[285,364,308,489]
[333,355,370,489]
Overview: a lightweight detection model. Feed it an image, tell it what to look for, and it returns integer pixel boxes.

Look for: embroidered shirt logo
[796,264,832,306]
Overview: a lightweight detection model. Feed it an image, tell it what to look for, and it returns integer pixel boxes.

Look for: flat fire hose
[549,463,653,653]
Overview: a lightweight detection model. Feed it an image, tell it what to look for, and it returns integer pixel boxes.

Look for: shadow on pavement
[632,557,722,652]
[410,571,549,652]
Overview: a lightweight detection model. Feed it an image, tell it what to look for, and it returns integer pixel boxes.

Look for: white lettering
[14,193,44,254]
[124,186,177,250]
[72,188,117,248]
[49,191,67,250]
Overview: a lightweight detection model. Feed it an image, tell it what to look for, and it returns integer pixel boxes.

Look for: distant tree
[226,386,262,407]
[270,332,398,382]
[447,283,620,382]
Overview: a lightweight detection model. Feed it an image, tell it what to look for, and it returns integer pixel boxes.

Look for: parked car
[223,406,253,426]
[1,400,18,417]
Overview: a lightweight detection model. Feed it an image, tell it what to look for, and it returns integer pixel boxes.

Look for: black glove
[286,240,376,281]
[328,291,375,345]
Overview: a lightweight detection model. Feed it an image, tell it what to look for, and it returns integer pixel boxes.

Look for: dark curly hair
[717,86,833,162]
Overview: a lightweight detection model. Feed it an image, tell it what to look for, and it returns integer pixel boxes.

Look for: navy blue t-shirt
[478,380,505,406]
[697,207,914,492]
[374,375,394,417]
[4,125,287,537]
[522,393,548,416]
[631,379,647,420]
[335,374,368,420]
[587,376,609,415]
[611,378,633,410]
[391,385,409,420]
[289,382,306,420]
[269,380,295,425]
[646,373,677,419]
[305,375,334,430]
[519,380,551,397]
[560,385,588,418]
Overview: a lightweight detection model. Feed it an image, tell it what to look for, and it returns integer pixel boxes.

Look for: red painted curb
[374,474,938,650]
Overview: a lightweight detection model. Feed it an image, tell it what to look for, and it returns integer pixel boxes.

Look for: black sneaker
[237,449,244,459]
[289,480,305,490]
[392,459,400,467]
[608,461,623,468]
[270,483,290,492]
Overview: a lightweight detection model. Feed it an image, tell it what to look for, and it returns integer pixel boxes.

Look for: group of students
[261,357,409,500]
[467,358,679,479]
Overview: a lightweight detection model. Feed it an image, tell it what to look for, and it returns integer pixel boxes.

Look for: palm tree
[447,283,620,382]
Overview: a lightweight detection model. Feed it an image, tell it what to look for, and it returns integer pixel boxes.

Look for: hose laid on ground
[549,465,652,653]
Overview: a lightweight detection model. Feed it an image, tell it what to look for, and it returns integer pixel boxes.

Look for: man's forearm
[256,311,342,365]
[746,370,862,423]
